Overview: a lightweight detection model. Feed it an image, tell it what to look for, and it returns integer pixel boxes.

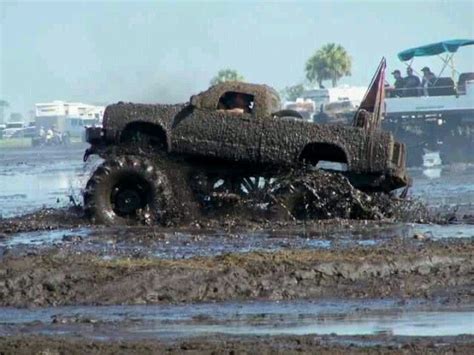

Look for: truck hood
[103,102,188,132]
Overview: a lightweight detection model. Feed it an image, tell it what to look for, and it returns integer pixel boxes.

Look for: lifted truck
[83,62,409,225]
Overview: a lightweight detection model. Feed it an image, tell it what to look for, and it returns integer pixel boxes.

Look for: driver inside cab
[218,92,252,114]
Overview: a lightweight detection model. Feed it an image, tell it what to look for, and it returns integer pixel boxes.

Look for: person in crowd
[404,67,421,97]
[391,70,405,97]
[52,125,63,143]
[45,128,54,142]
[421,67,437,96]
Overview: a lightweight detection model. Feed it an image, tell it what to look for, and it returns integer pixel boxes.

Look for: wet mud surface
[0,300,473,353]
[1,146,473,352]
[0,144,95,219]
[1,334,473,354]
[1,238,472,307]
[1,221,473,261]
[0,207,86,234]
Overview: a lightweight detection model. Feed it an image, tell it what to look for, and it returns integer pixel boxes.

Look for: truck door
[171,91,263,164]
[170,106,226,158]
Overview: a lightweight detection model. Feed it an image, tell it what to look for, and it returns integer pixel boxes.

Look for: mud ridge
[0,240,472,307]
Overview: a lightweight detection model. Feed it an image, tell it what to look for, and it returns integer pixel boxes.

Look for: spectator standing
[421,67,437,96]
[404,67,421,97]
[391,70,405,97]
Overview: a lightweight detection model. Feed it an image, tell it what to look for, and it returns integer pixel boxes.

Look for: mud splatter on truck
[83,61,409,225]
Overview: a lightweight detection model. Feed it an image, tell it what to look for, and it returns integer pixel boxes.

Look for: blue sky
[1,0,473,116]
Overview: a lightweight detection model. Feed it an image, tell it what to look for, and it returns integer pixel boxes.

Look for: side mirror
[190,95,199,107]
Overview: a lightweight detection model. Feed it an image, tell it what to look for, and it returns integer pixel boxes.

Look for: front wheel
[84,156,171,225]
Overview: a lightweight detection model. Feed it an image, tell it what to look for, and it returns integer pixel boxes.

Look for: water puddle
[0,228,91,247]
[409,165,474,213]
[153,231,334,259]
[1,222,471,259]
[411,224,474,239]
[0,145,96,218]
[1,146,474,220]
[0,300,471,339]
[0,224,402,259]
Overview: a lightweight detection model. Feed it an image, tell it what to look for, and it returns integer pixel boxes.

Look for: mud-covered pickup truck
[84,80,409,225]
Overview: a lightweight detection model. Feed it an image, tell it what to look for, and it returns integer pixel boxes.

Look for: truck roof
[190,81,281,117]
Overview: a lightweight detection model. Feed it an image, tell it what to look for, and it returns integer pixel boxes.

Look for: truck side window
[217,92,254,114]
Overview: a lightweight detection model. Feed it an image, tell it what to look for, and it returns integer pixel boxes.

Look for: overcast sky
[1,0,473,116]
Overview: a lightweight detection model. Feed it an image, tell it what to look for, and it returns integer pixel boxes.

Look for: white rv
[35,101,105,138]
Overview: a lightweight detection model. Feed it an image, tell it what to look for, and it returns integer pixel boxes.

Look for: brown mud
[1,237,472,307]
[0,205,424,236]
[1,149,473,352]
[267,169,428,221]
[0,171,446,235]
[0,207,86,235]
[1,334,473,354]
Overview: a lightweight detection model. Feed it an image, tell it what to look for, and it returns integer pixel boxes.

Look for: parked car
[11,126,37,138]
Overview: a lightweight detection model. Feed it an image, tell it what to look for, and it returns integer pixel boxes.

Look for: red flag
[353,58,386,131]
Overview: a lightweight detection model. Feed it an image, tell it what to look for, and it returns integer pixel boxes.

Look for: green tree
[305,43,352,88]
[0,100,9,125]
[210,69,244,86]
[280,83,305,101]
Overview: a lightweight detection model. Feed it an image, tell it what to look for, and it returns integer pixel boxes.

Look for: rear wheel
[84,156,171,225]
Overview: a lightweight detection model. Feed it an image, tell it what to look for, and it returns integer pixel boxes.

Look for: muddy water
[1,228,91,247]
[0,145,97,218]
[1,223,472,260]
[409,165,474,214]
[1,146,473,348]
[0,300,472,339]
[1,146,474,218]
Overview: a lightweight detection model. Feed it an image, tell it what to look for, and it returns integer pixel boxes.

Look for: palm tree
[305,43,352,88]
[210,69,244,86]
[281,83,305,101]
[0,100,9,125]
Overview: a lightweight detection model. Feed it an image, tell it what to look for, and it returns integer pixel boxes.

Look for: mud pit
[0,147,473,352]
[1,238,473,307]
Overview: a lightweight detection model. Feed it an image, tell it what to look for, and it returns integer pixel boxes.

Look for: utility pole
[0,100,10,125]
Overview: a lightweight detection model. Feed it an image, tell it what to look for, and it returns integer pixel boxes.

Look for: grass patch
[0,137,84,149]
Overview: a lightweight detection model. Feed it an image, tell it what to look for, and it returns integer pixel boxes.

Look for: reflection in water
[0,148,97,218]
[0,169,87,218]
[410,165,474,211]
[422,151,442,168]
[412,223,474,239]
[153,311,472,337]
[422,168,442,179]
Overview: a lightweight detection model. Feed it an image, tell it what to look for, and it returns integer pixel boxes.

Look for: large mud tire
[84,156,171,225]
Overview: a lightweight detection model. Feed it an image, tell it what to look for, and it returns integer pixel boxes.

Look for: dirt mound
[1,239,471,307]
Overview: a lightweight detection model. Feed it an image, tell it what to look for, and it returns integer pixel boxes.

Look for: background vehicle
[384,39,474,166]
[11,126,37,139]
[1,122,25,139]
